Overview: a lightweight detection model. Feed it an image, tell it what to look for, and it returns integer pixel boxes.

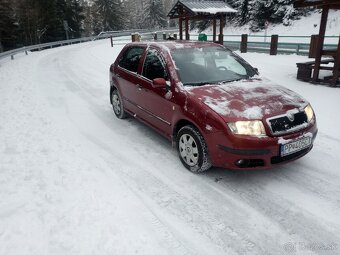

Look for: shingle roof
[168,0,237,18]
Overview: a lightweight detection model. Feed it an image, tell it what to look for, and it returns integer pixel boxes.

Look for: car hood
[185,78,308,121]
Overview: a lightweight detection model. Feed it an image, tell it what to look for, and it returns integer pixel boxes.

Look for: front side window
[171,46,256,86]
[142,49,168,81]
[118,47,144,73]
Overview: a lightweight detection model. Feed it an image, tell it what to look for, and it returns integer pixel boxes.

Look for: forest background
[0,0,311,51]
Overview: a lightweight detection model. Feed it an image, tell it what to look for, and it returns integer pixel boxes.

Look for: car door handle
[137,84,144,91]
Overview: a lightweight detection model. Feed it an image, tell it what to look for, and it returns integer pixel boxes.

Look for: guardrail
[189,34,339,55]
[0,28,178,61]
[223,40,338,55]
[3,30,337,59]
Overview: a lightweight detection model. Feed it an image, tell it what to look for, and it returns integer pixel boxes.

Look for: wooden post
[218,16,225,44]
[163,32,166,40]
[213,18,217,42]
[179,18,183,40]
[240,34,248,53]
[110,36,113,47]
[331,36,340,86]
[309,35,319,58]
[131,33,135,42]
[270,34,278,55]
[313,6,329,82]
[185,18,190,40]
[153,32,157,40]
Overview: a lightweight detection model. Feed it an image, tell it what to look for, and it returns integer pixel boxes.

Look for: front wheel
[177,125,212,173]
[111,89,128,119]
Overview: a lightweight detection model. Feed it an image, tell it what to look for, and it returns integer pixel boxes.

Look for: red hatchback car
[109,41,317,172]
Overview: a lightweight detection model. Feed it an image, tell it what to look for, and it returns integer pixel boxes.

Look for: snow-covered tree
[93,0,125,31]
[142,0,167,29]
[0,0,18,51]
[229,0,250,25]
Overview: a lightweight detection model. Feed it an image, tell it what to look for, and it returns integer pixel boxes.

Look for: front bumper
[207,123,318,170]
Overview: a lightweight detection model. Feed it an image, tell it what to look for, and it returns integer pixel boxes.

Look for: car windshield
[171,46,257,86]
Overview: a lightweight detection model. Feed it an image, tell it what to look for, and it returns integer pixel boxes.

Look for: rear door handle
[137,84,144,91]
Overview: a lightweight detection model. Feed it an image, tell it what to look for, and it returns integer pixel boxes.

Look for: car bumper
[207,123,318,170]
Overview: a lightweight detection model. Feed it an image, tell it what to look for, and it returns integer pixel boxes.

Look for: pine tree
[0,0,18,51]
[93,0,125,31]
[248,0,275,31]
[65,0,85,38]
[228,0,250,25]
[143,0,167,29]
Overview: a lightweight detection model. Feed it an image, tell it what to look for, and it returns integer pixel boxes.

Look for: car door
[135,48,175,137]
[115,46,145,114]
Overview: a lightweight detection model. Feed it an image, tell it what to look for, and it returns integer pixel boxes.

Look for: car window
[119,47,144,73]
[171,46,256,86]
[142,49,168,81]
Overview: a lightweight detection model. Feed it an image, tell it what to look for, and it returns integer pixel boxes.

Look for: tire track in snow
[28,40,340,255]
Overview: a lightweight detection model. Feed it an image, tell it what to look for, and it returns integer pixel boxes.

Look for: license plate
[280,136,312,157]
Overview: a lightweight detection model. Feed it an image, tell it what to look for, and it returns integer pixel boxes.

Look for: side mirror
[152,78,167,89]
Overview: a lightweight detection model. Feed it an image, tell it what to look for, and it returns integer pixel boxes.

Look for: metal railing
[194,34,339,55]
[0,28,178,61]
[222,40,338,55]
[2,30,338,59]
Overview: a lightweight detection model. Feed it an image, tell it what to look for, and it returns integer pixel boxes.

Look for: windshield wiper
[184,81,214,86]
[218,77,244,84]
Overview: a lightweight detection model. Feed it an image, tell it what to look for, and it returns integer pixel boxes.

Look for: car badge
[287,112,295,122]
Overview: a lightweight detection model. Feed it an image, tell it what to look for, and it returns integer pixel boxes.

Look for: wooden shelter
[294,0,340,86]
[167,0,237,44]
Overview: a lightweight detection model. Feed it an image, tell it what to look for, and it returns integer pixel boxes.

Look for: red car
[109,41,317,172]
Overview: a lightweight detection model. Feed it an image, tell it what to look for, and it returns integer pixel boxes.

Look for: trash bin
[198,33,207,41]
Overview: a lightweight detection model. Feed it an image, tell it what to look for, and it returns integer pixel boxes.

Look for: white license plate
[280,136,312,157]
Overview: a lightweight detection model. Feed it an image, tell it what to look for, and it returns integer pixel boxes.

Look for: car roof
[126,40,223,51]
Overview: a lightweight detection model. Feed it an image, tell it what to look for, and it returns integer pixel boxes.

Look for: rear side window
[118,47,144,73]
[142,49,168,81]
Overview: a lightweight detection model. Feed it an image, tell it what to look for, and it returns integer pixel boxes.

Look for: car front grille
[268,111,308,135]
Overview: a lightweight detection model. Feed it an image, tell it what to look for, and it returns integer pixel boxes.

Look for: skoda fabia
[109,41,317,172]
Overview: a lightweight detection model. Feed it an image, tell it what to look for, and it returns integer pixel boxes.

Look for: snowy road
[1,39,340,255]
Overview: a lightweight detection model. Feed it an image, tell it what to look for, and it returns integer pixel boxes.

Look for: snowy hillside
[201,10,340,43]
[1,37,340,255]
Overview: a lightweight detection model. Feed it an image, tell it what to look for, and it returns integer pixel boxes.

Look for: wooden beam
[185,18,190,40]
[331,36,340,86]
[179,18,183,40]
[218,16,225,44]
[294,0,340,9]
[312,6,329,82]
[213,18,216,42]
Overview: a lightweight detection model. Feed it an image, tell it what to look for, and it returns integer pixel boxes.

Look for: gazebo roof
[168,0,237,19]
[294,0,340,9]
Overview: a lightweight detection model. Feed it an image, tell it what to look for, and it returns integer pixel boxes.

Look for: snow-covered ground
[1,38,340,255]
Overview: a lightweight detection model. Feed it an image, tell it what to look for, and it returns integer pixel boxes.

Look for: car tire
[111,88,128,119]
[177,125,212,173]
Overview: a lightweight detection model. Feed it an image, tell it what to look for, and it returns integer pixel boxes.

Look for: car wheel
[177,125,212,173]
[111,89,127,119]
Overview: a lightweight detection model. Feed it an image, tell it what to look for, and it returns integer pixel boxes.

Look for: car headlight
[304,104,314,122]
[227,120,266,136]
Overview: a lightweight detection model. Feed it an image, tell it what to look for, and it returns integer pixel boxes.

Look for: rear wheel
[111,89,127,119]
[177,125,211,173]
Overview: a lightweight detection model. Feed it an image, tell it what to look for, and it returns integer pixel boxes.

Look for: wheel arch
[173,119,204,144]
[110,85,116,104]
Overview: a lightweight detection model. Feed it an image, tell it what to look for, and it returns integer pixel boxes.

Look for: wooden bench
[296,59,334,82]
